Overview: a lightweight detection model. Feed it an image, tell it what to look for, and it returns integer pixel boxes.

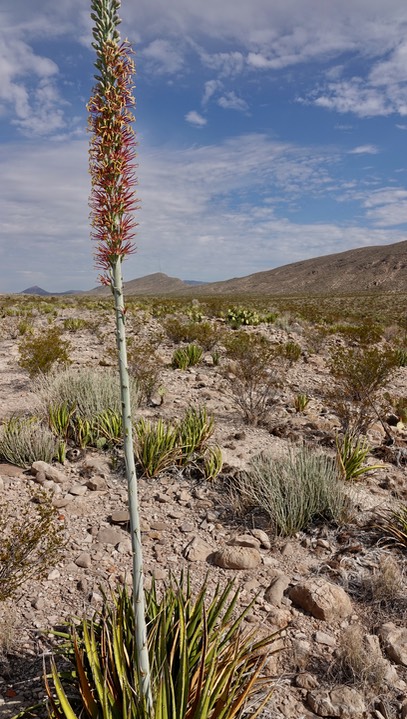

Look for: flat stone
[307,686,366,718]
[111,510,130,524]
[97,527,123,545]
[69,484,88,496]
[52,495,74,508]
[0,463,24,478]
[75,552,92,569]
[314,631,336,647]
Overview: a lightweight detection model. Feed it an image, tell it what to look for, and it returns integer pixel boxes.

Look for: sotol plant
[87,0,151,705]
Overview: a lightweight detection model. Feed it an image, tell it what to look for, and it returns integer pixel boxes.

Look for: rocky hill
[183,240,407,296]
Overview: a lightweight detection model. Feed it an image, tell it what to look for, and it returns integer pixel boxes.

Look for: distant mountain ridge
[18,240,407,296]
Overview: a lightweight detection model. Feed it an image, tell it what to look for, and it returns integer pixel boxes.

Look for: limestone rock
[251,528,272,549]
[265,573,290,606]
[75,552,92,569]
[379,622,407,666]
[288,578,352,621]
[212,545,261,570]
[183,537,212,562]
[110,510,130,524]
[97,527,123,545]
[86,476,108,491]
[307,686,366,718]
[31,460,65,484]
[228,534,261,549]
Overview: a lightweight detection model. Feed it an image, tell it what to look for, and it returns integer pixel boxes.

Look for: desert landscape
[0,268,406,718]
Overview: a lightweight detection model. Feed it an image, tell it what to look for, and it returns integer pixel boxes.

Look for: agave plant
[336,432,384,481]
[45,578,278,719]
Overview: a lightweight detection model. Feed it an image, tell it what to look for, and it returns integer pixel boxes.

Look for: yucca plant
[172,344,203,370]
[177,406,214,465]
[45,578,277,719]
[336,432,384,481]
[294,393,310,413]
[87,0,151,705]
[202,445,223,481]
[373,505,407,548]
[134,418,181,478]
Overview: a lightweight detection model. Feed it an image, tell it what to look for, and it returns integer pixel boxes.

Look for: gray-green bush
[234,446,351,535]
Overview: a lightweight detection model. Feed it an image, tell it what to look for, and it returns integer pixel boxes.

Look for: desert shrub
[127,338,163,405]
[234,446,350,536]
[396,347,407,367]
[222,331,281,425]
[171,344,203,369]
[363,555,405,605]
[17,319,33,336]
[62,317,90,332]
[327,345,398,438]
[163,316,191,343]
[185,320,224,352]
[276,340,302,364]
[0,416,58,468]
[34,367,139,423]
[45,578,276,719]
[202,445,223,481]
[0,490,64,601]
[332,322,383,345]
[335,432,384,481]
[19,326,71,377]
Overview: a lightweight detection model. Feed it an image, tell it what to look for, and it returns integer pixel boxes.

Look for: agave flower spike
[88,0,152,711]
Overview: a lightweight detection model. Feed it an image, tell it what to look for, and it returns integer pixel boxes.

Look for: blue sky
[1,0,407,293]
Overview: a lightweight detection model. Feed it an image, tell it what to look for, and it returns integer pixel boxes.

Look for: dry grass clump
[0,416,58,468]
[333,625,389,689]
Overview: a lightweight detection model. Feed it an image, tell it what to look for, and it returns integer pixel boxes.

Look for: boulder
[379,622,407,666]
[307,686,366,718]
[288,578,352,621]
[211,545,261,570]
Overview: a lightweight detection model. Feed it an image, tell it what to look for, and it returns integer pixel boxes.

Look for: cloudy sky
[1,0,407,292]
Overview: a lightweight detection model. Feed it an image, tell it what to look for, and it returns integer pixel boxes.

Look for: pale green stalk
[111,259,152,711]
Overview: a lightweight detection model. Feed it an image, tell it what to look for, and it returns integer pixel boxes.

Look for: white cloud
[348,144,379,155]
[200,50,245,77]
[142,38,185,74]
[202,79,223,105]
[217,91,248,112]
[2,131,405,292]
[185,110,207,126]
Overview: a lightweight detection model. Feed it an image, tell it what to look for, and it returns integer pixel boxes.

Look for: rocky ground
[0,298,406,719]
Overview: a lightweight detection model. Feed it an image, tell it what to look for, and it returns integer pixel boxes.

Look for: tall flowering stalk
[88,0,152,710]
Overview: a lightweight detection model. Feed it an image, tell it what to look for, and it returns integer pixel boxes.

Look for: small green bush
[294,393,310,412]
[127,338,163,405]
[0,416,58,468]
[19,326,71,377]
[276,341,302,365]
[234,446,350,535]
[62,317,89,332]
[0,490,64,601]
[223,331,281,425]
[328,345,398,438]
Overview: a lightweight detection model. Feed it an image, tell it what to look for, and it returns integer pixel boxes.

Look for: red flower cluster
[88,39,139,279]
